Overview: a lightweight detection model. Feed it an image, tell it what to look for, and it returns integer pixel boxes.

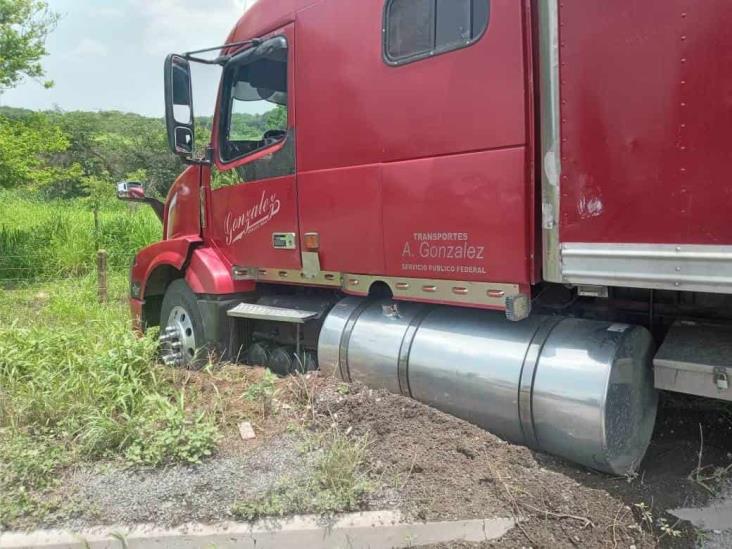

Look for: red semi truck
[119,0,732,474]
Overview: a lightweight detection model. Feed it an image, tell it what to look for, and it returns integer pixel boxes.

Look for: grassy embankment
[0,191,219,525]
[0,191,370,529]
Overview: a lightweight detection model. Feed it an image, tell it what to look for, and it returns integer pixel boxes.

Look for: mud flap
[196,296,253,362]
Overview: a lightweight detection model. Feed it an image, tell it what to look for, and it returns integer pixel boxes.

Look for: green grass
[0,275,217,529]
[0,191,217,528]
[0,190,160,282]
[0,432,70,526]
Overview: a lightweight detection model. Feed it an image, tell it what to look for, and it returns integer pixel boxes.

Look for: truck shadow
[556,393,732,546]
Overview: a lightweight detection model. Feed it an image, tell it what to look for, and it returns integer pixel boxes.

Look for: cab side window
[384,0,490,65]
[219,38,289,163]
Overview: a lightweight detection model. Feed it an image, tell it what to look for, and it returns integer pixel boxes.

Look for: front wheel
[159,279,207,369]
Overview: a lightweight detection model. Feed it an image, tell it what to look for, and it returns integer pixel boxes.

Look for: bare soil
[314,379,732,548]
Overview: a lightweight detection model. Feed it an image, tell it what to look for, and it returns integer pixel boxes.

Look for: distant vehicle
[119,0,732,474]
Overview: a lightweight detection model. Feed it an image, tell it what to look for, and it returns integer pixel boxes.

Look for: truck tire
[160,279,207,369]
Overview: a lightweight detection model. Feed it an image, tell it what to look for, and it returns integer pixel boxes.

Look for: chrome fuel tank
[318,297,658,475]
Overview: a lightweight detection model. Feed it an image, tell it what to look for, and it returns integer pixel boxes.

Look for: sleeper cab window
[384,0,490,65]
[219,36,289,164]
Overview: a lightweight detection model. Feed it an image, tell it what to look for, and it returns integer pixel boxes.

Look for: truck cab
[122,0,732,474]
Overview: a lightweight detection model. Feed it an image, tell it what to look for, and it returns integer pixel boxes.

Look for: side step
[654,321,732,402]
[227,303,319,324]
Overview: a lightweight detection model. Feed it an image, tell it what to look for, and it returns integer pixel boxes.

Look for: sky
[0,0,257,117]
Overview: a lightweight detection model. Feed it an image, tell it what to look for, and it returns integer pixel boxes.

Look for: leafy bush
[0,113,70,189]
[0,432,68,528]
[124,394,218,466]
[243,370,279,418]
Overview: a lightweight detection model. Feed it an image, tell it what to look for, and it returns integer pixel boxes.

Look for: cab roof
[228,0,321,44]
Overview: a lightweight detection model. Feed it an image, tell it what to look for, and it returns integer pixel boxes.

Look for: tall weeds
[0,276,217,464]
[0,192,215,528]
[0,190,160,282]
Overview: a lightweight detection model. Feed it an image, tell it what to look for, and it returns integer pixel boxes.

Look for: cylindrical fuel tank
[319,297,658,475]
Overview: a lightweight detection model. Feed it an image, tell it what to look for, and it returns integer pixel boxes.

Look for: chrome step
[654,321,732,402]
[227,303,319,324]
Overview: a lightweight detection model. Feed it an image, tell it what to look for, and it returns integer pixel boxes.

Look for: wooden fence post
[93,206,100,250]
[97,250,108,304]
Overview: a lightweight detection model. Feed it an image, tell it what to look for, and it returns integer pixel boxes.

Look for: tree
[0,112,74,188]
[0,0,59,90]
[265,105,287,131]
[39,110,184,198]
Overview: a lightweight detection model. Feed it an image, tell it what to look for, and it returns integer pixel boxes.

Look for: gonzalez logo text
[224,191,281,245]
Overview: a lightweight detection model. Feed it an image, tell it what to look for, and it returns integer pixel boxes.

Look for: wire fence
[0,196,159,297]
[0,250,133,303]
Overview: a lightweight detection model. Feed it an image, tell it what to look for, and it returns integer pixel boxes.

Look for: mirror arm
[143,198,165,222]
[179,147,214,167]
[182,156,212,167]
[184,54,227,66]
[123,196,165,222]
[183,38,262,66]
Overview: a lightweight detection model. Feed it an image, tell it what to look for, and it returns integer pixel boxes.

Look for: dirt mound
[316,380,659,548]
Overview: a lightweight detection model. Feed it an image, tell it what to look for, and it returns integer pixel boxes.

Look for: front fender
[185,247,256,295]
[132,236,202,297]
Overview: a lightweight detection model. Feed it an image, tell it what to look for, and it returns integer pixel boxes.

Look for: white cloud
[132,0,255,57]
[90,5,125,18]
[69,37,109,57]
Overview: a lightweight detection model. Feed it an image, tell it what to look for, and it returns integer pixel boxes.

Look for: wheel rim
[160,305,197,367]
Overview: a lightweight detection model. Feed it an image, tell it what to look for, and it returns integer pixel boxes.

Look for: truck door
[295,0,533,294]
[208,24,300,273]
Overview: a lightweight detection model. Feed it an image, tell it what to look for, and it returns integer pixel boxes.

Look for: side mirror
[164,54,195,157]
[117,181,145,201]
[116,181,165,222]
